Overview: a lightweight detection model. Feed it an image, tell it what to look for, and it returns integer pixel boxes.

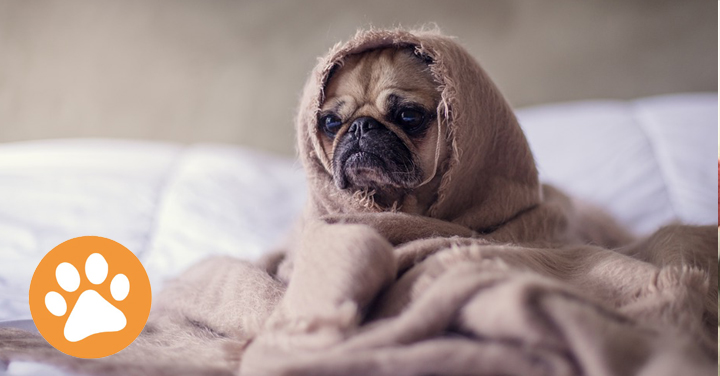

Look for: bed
[0,93,716,374]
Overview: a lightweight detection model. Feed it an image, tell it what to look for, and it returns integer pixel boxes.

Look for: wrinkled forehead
[321,47,439,112]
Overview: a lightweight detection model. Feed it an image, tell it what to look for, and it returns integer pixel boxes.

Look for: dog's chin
[335,151,421,207]
[343,152,391,187]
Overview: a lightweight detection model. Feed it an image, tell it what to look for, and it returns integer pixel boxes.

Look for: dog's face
[318,48,442,207]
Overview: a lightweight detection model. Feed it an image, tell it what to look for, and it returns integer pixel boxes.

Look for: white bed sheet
[0,93,716,374]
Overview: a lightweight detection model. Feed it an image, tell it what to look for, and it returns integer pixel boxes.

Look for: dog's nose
[348,116,381,137]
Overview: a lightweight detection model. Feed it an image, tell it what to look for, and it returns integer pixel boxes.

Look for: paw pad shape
[30,236,151,358]
[44,253,130,342]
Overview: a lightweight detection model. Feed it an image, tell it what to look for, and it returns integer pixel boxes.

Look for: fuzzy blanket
[1,28,717,376]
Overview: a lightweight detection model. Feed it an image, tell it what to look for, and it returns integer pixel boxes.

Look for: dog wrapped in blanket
[1,28,716,376]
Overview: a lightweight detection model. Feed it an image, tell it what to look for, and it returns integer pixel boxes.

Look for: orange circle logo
[29,236,152,358]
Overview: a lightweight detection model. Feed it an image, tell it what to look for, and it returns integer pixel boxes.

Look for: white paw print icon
[44,253,130,342]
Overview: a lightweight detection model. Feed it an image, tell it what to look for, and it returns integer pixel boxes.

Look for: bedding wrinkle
[140,145,188,260]
[629,102,679,225]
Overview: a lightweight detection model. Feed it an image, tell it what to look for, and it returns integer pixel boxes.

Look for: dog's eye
[321,114,343,136]
[397,109,425,129]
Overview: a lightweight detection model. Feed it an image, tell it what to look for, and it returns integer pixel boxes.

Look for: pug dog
[317,48,446,211]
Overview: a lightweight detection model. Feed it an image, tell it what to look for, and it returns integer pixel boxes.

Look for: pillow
[517,93,717,235]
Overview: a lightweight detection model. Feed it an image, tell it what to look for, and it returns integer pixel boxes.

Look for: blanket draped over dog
[1,29,716,376]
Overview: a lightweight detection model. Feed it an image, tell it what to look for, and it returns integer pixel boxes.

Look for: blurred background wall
[0,0,716,155]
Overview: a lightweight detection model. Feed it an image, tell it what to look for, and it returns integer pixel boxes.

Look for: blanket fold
[240,223,716,376]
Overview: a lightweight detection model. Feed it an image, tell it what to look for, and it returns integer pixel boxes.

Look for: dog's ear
[323,63,341,94]
[412,48,434,65]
